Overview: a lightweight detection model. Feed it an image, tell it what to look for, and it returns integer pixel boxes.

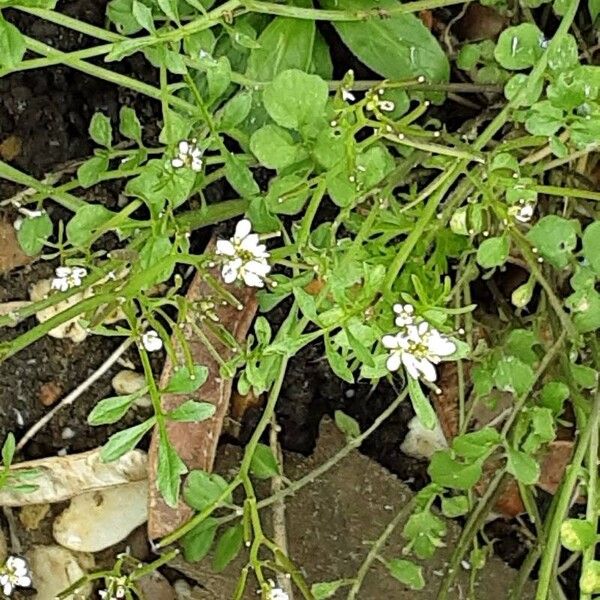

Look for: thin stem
[536,392,600,600]
[347,497,417,600]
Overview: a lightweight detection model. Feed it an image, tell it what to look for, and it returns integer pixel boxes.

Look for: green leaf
[266,173,310,214]
[2,433,15,467]
[246,11,315,82]
[250,124,302,170]
[310,30,333,79]
[157,0,178,22]
[539,381,569,414]
[494,23,545,70]
[571,364,598,389]
[107,0,141,34]
[0,0,57,6]
[132,0,156,33]
[206,56,231,102]
[101,418,155,462]
[407,377,436,430]
[504,73,543,107]
[428,451,482,490]
[453,427,502,459]
[119,106,142,142]
[311,580,350,599]
[325,342,354,384]
[16,212,53,256]
[218,91,253,130]
[77,155,109,188]
[527,215,578,269]
[441,495,469,517]
[183,470,231,511]
[386,558,425,590]
[89,112,113,147]
[561,519,596,551]
[88,395,136,425]
[213,524,243,572]
[249,443,280,479]
[0,16,26,69]
[590,0,600,21]
[506,447,539,485]
[181,517,218,562]
[66,204,115,247]
[168,400,215,423]
[262,69,329,130]
[164,365,209,394]
[139,235,174,283]
[403,511,446,559]
[476,236,509,269]
[334,410,360,439]
[158,432,188,507]
[224,154,259,197]
[493,356,535,396]
[583,221,600,275]
[547,34,578,72]
[525,101,564,136]
[292,287,319,322]
[320,0,449,85]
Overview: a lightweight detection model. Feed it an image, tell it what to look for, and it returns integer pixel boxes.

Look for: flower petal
[240,233,260,252]
[55,266,71,278]
[381,334,399,349]
[215,240,235,256]
[171,158,184,168]
[401,353,421,380]
[234,219,252,240]
[417,357,437,382]
[242,271,264,287]
[18,575,31,587]
[386,352,402,372]
[178,140,189,154]
[245,259,271,277]
[221,260,240,283]
[428,334,456,357]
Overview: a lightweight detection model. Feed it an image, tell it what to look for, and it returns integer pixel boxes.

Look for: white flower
[51,266,88,292]
[215,219,271,288]
[382,321,456,383]
[171,139,203,172]
[401,415,447,459]
[510,202,535,223]
[268,587,289,600]
[393,303,415,328]
[342,88,356,102]
[0,556,32,596]
[142,329,163,352]
[366,96,395,112]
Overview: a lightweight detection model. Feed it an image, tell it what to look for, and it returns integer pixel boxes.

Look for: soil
[0,1,573,597]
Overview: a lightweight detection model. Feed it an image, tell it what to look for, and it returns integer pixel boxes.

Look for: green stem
[536,392,600,600]
[530,184,600,202]
[580,416,598,600]
[244,0,470,19]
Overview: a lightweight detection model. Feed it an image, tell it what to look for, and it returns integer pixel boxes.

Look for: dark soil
[0,0,552,592]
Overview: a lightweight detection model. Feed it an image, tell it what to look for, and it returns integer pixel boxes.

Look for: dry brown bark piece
[147,240,258,539]
[0,220,33,274]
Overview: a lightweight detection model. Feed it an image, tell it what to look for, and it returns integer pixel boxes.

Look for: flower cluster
[382,304,456,383]
[0,556,32,597]
[171,139,203,172]
[216,219,271,288]
[509,199,535,223]
[98,575,128,599]
[266,585,289,600]
[51,266,88,292]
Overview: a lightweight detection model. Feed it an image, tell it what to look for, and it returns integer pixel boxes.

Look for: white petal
[51,278,68,292]
[417,357,437,382]
[221,259,241,283]
[428,334,456,357]
[402,353,421,380]
[3,581,12,596]
[18,575,31,587]
[381,334,400,349]
[245,259,271,277]
[417,321,430,337]
[72,267,87,278]
[215,239,235,256]
[242,271,264,287]
[386,352,402,372]
[253,243,270,258]
[240,233,260,252]
[178,140,190,154]
[234,219,252,240]
[171,158,184,168]
[55,266,71,278]
[191,158,203,172]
